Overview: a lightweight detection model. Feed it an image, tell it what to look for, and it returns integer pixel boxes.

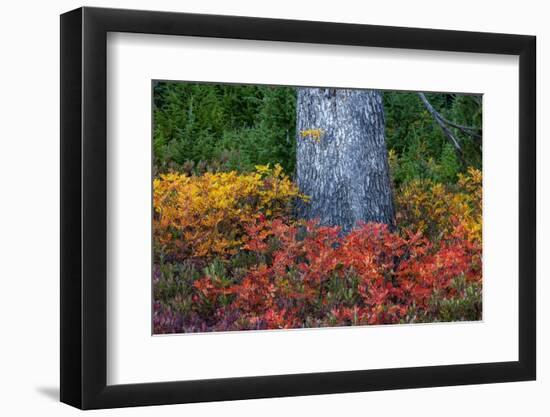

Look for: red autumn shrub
[171,216,481,332]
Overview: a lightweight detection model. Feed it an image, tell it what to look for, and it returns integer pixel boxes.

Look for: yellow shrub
[153,164,304,259]
[396,167,482,243]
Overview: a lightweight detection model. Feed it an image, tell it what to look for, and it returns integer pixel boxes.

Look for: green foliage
[154,82,481,187]
[384,92,482,186]
[429,275,482,323]
[153,82,296,174]
[436,142,461,183]
[153,260,199,309]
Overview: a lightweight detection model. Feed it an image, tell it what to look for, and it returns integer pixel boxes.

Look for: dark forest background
[152,81,482,186]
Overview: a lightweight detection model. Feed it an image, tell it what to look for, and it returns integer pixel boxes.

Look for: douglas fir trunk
[295,88,395,232]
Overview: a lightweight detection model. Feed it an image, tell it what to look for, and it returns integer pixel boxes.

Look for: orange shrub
[153,164,305,259]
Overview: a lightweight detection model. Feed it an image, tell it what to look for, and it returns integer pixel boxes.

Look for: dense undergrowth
[153,165,482,333]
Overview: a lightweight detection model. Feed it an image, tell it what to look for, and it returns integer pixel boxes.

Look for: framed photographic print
[60,6,536,409]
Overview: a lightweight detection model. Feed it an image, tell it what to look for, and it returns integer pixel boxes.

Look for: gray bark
[295,88,395,232]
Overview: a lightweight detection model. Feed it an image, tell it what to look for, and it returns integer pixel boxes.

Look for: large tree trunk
[295,88,395,232]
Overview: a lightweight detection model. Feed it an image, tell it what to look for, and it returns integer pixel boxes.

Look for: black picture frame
[60,6,536,410]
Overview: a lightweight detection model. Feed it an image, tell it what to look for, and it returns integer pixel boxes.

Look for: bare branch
[418,92,464,159]
[418,93,482,143]
[442,119,481,139]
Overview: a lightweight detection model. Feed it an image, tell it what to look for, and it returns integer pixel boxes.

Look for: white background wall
[0,0,546,415]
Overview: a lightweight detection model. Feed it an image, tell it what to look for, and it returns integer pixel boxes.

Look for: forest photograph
[152,81,482,334]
